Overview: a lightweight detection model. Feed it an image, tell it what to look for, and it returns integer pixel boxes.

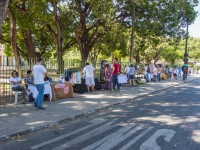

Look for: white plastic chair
[0,88,6,107]
[10,91,20,104]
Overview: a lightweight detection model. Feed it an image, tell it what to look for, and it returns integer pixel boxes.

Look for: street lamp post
[130,0,135,64]
[184,18,189,64]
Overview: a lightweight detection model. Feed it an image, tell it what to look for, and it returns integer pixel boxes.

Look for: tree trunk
[24,29,36,57]
[8,7,22,76]
[52,0,64,74]
[0,0,10,33]
[56,41,63,74]
[24,29,36,69]
[80,46,89,67]
[135,52,140,64]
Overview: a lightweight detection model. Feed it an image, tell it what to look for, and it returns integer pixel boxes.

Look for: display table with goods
[73,78,101,94]
[50,82,74,101]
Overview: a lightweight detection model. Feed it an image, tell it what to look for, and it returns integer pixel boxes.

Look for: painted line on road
[52,119,118,150]
[140,129,176,150]
[119,126,154,150]
[83,124,143,150]
[31,118,108,150]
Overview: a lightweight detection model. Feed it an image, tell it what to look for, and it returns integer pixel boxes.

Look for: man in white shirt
[82,63,95,92]
[124,65,130,78]
[33,57,47,110]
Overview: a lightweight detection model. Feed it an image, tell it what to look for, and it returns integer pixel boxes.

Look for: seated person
[44,74,53,101]
[24,70,38,101]
[24,70,34,85]
[44,74,53,83]
[9,71,27,104]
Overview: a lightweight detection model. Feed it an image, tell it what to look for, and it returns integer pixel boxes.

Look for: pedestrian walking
[33,57,47,110]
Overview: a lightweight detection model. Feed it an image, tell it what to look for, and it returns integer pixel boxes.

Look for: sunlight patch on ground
[184,116,200,123]
[59,101,97,105]
[21,113,31,116]
[71,106,84,110]
[26,121,47,125]
[192,130,200,143]
[0,113,8,117]
[111,109,124,112]
[135,115,183,125]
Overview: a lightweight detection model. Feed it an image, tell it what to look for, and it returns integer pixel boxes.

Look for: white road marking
[83,124,143,150]
[31,118,107,149]
[52,119,117,150]
[119,126,154,150]
[140,129,176,150]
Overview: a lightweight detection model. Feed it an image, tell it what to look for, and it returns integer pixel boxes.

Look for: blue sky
[189,2,200,38]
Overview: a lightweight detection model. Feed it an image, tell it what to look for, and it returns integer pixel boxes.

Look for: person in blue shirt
[129,64,136,86]
[177,66,182,78]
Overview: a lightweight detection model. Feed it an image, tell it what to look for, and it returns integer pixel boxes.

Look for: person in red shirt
[112,58,120,91]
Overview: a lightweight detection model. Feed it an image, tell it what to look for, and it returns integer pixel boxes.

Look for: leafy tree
[66,0,116,64]
[115,0,199,63]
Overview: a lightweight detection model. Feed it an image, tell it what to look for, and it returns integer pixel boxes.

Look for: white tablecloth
[44,84,52,101]
[28,84,39,99]
[28,83,52,101]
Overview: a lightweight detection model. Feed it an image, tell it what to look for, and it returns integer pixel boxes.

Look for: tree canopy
[0,0,199,67]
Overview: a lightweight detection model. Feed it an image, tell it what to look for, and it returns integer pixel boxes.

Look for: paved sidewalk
[0,74,199,142]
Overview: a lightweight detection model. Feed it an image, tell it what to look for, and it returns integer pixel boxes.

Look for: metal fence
[0,56,74,100]
[0,56,131,102]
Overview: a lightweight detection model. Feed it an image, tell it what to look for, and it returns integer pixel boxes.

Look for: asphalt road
[0,79,200,150]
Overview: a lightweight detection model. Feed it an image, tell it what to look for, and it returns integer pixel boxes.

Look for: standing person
[104,64,112,91]
[173,68,178,80]
[33,58,47,110]
[145,64,150,82]
[129,64,136,86]
[112,58,120,91]
[124,65,130,79]
[9,71,27,104]
[153,66,158,82]
[177,66,182,78]
[157,65,161,82]
[83,62,95,92]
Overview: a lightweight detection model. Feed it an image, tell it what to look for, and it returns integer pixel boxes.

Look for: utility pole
[130,0,135,64]
[184,18,189,64]
[0,0,10,33]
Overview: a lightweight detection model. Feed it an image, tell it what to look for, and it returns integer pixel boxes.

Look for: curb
[0,77,199,143]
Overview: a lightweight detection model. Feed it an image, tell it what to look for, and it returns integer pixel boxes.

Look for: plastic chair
[0,88,6,107]
[10,91,20,104]
[10,90,29,104]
